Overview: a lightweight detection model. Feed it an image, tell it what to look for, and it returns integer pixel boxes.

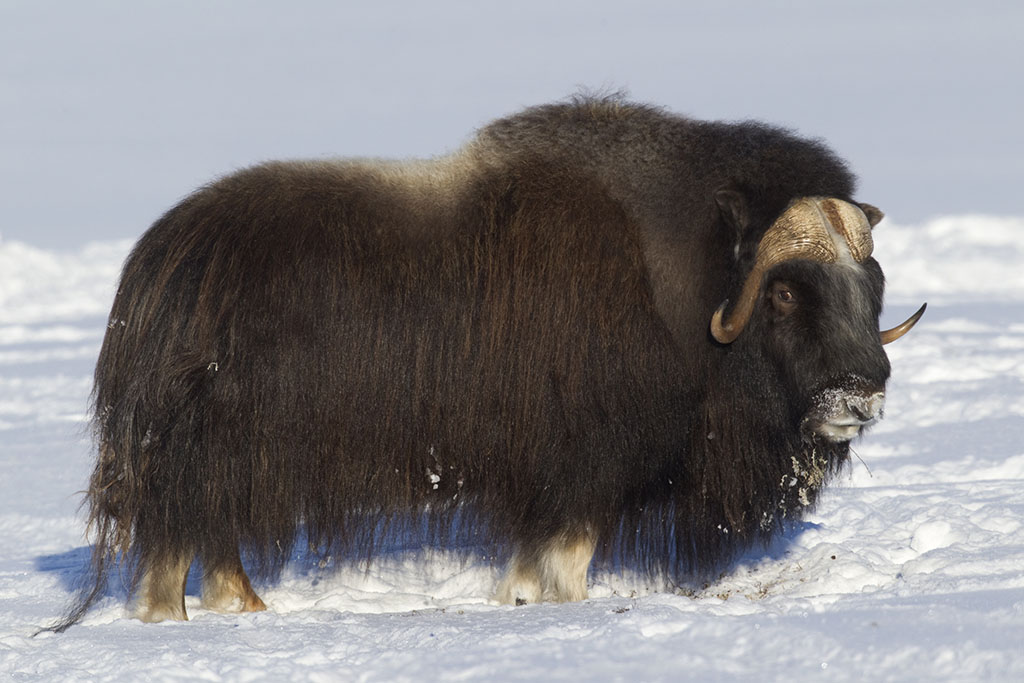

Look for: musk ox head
[710,196,926,444]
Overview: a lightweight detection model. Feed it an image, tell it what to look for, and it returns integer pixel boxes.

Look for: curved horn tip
[710,301,740,344]
[880,302,927,344]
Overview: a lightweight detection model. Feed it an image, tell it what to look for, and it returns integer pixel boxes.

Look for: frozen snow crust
[3,216,1024,680]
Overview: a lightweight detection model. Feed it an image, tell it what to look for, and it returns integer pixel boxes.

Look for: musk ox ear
[714,188,749,234]
[858,202,885,228]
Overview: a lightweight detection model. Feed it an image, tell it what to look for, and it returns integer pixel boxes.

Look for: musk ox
[52,96,924,631]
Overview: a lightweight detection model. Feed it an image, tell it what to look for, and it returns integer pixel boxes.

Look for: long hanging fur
[49,96,892,631]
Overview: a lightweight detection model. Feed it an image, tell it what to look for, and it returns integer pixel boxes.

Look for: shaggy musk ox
[52,96,924,630]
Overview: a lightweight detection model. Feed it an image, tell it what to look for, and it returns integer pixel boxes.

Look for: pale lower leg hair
[537,533,596,602]
[201,550,266,613]
[495,530,597,605]
[134,551,193,623]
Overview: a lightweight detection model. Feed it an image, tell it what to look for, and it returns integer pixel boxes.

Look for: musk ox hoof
[495,571,543,606]
[135,601,188,624]
[201,561,267,614]
[201,592,267,614]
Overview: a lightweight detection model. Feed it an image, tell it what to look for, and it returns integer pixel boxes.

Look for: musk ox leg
[200,549,267,614]
[496,531,597,605]
[134,550,193,623]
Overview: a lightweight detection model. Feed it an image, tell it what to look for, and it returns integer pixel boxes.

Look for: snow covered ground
[2,214,1023,681]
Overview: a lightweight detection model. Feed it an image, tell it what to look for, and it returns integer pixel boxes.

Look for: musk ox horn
[710,197,872,344]
[880,302,927,344]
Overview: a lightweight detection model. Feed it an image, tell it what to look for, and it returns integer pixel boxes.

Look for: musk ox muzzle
[804,378,887,443]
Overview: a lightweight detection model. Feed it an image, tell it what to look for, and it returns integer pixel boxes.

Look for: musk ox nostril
[845,392,885,423]
[847,402,870,422]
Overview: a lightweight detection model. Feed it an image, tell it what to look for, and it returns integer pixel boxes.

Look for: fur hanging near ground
[48,95,924,631]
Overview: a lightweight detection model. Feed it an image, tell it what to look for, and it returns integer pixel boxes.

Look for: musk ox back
[51,97,923,630]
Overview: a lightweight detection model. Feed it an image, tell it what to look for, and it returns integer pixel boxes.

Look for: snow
[2,214,1023,681]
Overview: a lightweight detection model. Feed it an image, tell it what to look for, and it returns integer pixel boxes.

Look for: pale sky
[3,0,1021,247]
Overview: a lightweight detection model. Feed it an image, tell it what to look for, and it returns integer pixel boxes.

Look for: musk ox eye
[770,282,798,316]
